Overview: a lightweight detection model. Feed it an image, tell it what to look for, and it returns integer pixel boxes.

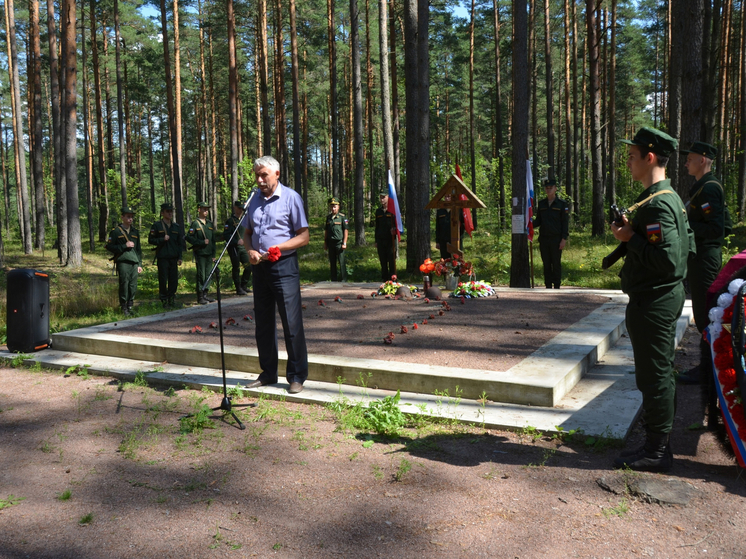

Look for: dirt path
[1,324,745,558]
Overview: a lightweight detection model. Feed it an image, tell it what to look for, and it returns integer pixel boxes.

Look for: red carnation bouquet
[267,246,281,262]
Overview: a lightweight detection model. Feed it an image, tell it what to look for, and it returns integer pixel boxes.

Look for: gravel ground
[1,324,746,558]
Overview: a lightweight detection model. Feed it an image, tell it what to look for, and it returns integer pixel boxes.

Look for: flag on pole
[454,164,475,237]
[526,159,535,241]
[387,170,403,241]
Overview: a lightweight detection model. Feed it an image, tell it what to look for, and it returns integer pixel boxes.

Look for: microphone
[242,188,258,212]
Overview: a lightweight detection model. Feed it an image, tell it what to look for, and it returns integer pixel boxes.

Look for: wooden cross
[425,175,486,258]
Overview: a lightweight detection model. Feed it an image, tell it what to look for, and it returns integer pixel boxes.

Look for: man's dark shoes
[613,432,672,472]
[247,379,274,389]
[288,382,303,394]
[197,293,208,305]
[676,365,703,385]
[237,286,249,295]
[203,290,215,302]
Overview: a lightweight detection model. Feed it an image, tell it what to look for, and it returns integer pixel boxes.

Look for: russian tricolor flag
[526,160,535,241]
[387,170,403,241]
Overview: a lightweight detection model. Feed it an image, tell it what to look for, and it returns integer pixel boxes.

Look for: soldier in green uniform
[105,206,143,316]
[533,178,569,289]
[434,195,465,260]
[678,141,725,384]
[186,201,216,305]
[375,191,396,281]
[324,197,348,281]
[223,201,251,295]
[611,127,695,472]
[148,202,183,308]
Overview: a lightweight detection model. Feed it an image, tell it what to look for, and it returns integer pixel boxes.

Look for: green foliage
[0,495,25,510]
[363,391,407,437]
[56,489,72,501]
[179,404,215,434]
[78,512,94,525]
[394,458,412,482]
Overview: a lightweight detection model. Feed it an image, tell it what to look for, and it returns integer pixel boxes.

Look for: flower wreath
[707,278,746,468]
[376,275,419,297]
[450,280,495,298]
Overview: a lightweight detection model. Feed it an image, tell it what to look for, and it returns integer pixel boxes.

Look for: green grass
[0,495,25,509]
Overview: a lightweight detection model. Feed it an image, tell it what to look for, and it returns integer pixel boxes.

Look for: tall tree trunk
[511,0,531,287]
[30,0,45,250]
[62,0,82,266]
[544,0,554,179]
[607,0,617,205]
[5,0,32,253]
[404,0,430,272]
[257,0,271,155]
[587,0,604,236]
[227,0,239,200]
[173,0,185,210]
[82,2,95,252]
[738,0,746,216]
[90,0,108,242]
[671,0,704,195]
[493,0,505,227]
[198,0,214,205]
[389,0,400,191]
[160,0,185,233]
[469,0,477,228]
[563,0,572,216]
[572,0,580,215]
[328,0,340,196]
[114,0,127,207]
[351,0,365,245]
[290,0,303,194]
[379,0,394,179]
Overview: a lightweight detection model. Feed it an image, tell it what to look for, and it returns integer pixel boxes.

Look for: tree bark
[587,0,605,236]
[90,0,108,242]
[289,0,303,195]
[114,0,127,207]
[328,0,340,196]
[62,0,82,267]
[511,0,531,287]
[351,0,365,245]
[227,0,239,201]
[5,0,32,254]
[544,0,554,180]
[30,0,45,251]
[493,0,505,227]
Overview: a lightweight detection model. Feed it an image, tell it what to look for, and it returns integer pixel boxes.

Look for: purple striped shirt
[242,182,308,255]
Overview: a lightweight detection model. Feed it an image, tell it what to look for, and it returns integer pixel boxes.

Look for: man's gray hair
[254,155,280,172]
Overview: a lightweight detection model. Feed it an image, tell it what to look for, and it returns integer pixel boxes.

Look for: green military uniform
[435,208,465,260]
[621,178,693,435]
[148,203,182,307]
[685,154,725,333]
[375,199,396,281]
[324,198,348,281]
[186,202,216,304]
[105,207,143,315]
[223,201,251,294]
[533,181,570,288]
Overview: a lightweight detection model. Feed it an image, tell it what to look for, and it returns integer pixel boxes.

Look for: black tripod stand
[183,191,258,430]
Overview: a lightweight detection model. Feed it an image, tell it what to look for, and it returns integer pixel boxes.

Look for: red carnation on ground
[460,296,466,304]
[243,314,253,322]
[190,325,203,334]
[318,299,325,306]
[357,294,364,299]
[267,246,281,262]
[438,309,445,316]
[383,332,395,344]
[225,317,236,325]
[423,319,428,325]
[209,321,217,329]
[424,298,430,303]
[429,314,435,320]
[413,323,419,330]
[400,325,408,334]
[371,292,376,297]
[335,296,342,303]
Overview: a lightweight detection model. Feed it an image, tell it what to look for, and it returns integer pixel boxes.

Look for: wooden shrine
[425,175,486,258]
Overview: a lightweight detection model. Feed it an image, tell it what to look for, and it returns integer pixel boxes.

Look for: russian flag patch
[646,222,662,244]
[701,202,712,214]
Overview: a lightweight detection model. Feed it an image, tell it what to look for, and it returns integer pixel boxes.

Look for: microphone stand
[182,190,258,430]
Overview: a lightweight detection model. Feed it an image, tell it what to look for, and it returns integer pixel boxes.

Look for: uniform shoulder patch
[646,222,662,244]
[701,202,712,214]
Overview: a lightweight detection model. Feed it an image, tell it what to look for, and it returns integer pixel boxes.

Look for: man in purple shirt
[244,155,310,394]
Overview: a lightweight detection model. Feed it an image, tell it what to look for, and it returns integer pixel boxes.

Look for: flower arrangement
[707,278,746,467]
[376,275,419,296]
[420,255,474,277]
[451,280,495,298]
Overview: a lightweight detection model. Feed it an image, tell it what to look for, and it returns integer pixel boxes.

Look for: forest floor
[1,323,746,558]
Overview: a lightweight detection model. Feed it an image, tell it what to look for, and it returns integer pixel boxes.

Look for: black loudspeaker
[6,268,51,353]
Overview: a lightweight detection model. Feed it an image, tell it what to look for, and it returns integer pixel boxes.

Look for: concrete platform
[0,285,693,439]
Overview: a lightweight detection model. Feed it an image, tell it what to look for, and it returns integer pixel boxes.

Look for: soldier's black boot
[121,305,130,316]
[197,291,208,305]
[236,284,249,295]
[126,300,134,314]
[613,431,672,472]
[203,290,215,302]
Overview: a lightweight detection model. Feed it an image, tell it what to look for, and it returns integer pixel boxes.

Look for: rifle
[602,204,627,270]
